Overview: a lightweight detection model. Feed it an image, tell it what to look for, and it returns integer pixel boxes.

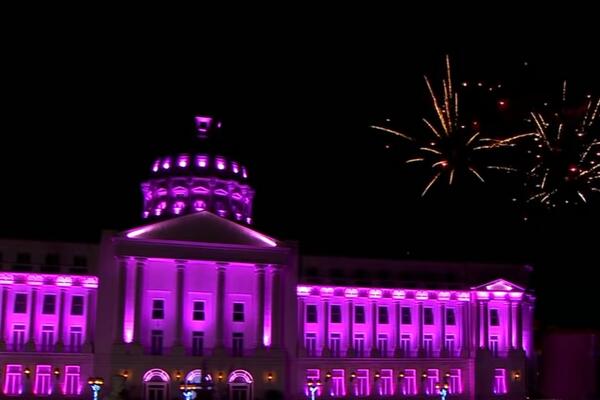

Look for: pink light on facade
[196,155,208,168]
[476,291,490,300]
[27,275,44,285]
[143,369,170,383]
[493,291,507,299]
[193,200,206,211]
[173,201,186,215]
[214,189,228,196]
[392,290,406,299]
[368,289,383,299]
[0,273,98,288]
[242,167,248,178]
[177,155,189,168]
[415,291,429,300]
[56,276,73,287]
[0,273,14,284]
[162,158,171,170]
[124,328,133,344]
[458,292,470,301]
[344,288,359,298]
[3,365,23,395]
[297,286,311,296]
[509,292,523,299]
[320,287,334,296]
[216,157,226,170]
[232,162,239,174]
[152,159,160,172]
[244,228,277,247]
[227,370,253,384]
[192,186,209,194]
[126,226,154,238]
[194,116,213,135]
[438,291,451,301]
[82,277,99,288]
[172,187,188,196]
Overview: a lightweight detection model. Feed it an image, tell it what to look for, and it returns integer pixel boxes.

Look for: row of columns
[115,257,282,351]
[476,300,524,351]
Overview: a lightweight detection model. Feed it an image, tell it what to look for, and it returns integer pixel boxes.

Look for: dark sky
[2,13,599,330]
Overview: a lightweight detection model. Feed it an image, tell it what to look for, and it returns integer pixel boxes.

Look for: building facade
[0,117,535,399]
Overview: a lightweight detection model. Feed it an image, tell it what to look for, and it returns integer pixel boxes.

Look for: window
[306,369,321,397]
[305,333,317,356]
[3,364,23,395]
[423,334,434,357]
[354,333,365,357]
[493,369,507,394]
[42,294,56,315]
[330,304,342,323]
[70,326,82,352]
[12,324,25,351]
[490,309,500,326]
[490,335,499,357]
[71,296,84,316]
[233,302,245,322]
[445,334,456,356]
[151,330,163,355]
[378,306,389,324]
[425,369,439,395]
[41,325,55,352]
[355,305,365,323]
[151,299,164,320]
[377,334,388,357]
[232,332,244,356]
[401,307,412,324]
[400,334,411,355]
[192,331,204,356]
[446,308,456,325]
[192,301,205,321]
[73,256,87,267]
[331,369,346,397]
[378,369,393,396]
[355,369,369,397]
[34,365,52,396]
[63,365,81,396]
[424,307,434,325]
[330,333,341,357]
[14,293,27,313]
[45,253,60,266]
[306,304,318,323]
[449,369,462,394]
[401,369,417,396]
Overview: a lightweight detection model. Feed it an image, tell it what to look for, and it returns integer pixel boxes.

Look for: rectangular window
[490,309,500,326]
[423,334,434,357]
[193,301,205,321]
[354,333,365,357]
[306,304,318,323]
[151,299,164,320]
[331,369,345,397]
[12,324,25,351]
[41,325,55,352]
[42,294,56,315]
[490,335,499,357]
[401,307,412,324]
[233,302,245,322]
[306,369,321,397]
[449,369,462,394]
[377,334,388,357]
[355,305,365,324]
[330,304,342,323]
[305,333,317,356]
[446,308,456,325]
[400,334,411,356]
[70,326,82,352]
[71,296,84,316]
[426,369,439,395]
[378,306,389,324]
[330,333,341,357]
[424,307,434,325]
[192,331,204,356]
[151,330,163,355]
[379,369,394,396]
[63,365,81,396]
[401,369,417,396]
[34,365,52,396]
[493,369,507,394]
[445,334,456,356]
[355,369,369,397]
[232,332,244,357]
[14,293,27,313]
[3,364,23,395]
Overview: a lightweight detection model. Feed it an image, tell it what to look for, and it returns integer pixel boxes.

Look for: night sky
[2,15,599,331]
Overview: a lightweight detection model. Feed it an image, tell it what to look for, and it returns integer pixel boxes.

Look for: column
[508,300,513,350]
[83,289,96,352]
[394,301,402,357]
[297,296,305,355]
[370,301,378,356]
[461,301,470,357]
[417,302,424,356]
[26,287,38,350]
[440,304,446,356]
[322,298,330,356]
[174,261,186,347]
[215,263,227,349]
[475,301,481,349]
[0,286,8,349]
[516,301,523,350]
[255,264,266,349]
[270,265,282,348]
[483,301,489,350]
[133,258,146,344]
[115,257,128,344]
[346,299,354,356]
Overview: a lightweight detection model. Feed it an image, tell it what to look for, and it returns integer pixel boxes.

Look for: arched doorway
[228,370,253,400]
[143,369,170,400]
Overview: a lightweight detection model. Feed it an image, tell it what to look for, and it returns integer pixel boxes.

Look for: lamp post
[87,377,104,400]
[306,379,320,400]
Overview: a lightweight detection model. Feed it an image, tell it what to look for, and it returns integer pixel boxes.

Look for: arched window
[143,369,169,400]
[228,370,253,400]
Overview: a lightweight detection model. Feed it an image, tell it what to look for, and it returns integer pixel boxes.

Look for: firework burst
[372,55,516,196]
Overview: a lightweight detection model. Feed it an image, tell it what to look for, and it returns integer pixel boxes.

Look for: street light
[87,377,104,400]
[306,379,320,400]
